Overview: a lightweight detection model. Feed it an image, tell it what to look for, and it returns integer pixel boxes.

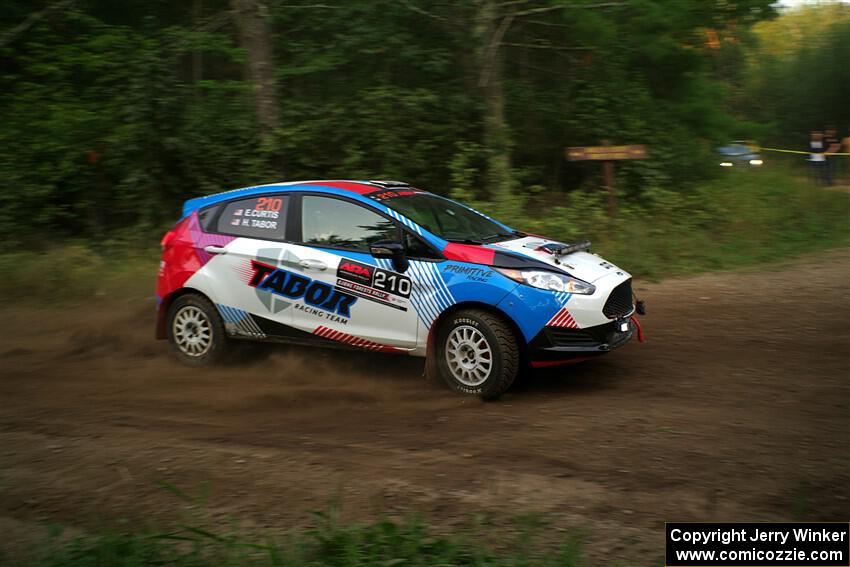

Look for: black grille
[602,278,634,319]
[547,328,600,347]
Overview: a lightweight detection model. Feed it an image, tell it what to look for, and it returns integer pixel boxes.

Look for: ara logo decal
[337,258,412,300]
[337,259,374,285]
[248,260,357,318]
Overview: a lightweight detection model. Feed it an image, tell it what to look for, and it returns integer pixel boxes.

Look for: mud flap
[423,325,440,381]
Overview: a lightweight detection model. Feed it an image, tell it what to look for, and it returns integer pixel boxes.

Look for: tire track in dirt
[1,249,848,563]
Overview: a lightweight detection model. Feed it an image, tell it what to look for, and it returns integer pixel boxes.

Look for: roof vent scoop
[368,180,410,188]
[537,240,592,257]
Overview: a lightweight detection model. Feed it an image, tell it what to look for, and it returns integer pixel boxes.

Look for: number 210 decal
[254,197,283,212]
[337,259,411,299]
[374,270,411,297]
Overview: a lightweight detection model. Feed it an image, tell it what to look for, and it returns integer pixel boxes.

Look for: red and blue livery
[156,180,644,398]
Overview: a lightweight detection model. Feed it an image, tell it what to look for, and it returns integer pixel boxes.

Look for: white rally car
[156,180,644,398]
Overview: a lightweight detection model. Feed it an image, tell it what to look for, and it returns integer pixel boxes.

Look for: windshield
[718,144,755,156]
[375,193,512,243]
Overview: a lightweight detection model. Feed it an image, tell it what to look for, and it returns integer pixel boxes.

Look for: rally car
[717,140,764,167]
[156,180,644,398]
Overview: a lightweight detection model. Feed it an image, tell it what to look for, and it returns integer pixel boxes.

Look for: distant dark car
[716,140,763,168]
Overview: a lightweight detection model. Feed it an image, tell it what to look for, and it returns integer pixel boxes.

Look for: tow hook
[628,296,646,342]
[630,313,646,343]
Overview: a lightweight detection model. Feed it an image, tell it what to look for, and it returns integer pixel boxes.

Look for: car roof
[181,179,412,218]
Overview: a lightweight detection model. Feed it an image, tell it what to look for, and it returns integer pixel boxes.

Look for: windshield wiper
[445,237,483,245]
[480,231,523,243]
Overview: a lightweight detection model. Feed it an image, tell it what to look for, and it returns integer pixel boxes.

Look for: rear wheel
[436,309,519,399]
[167,294,228,366]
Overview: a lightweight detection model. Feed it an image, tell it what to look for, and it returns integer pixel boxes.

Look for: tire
[436,309,519,399]
[166,293,228,366]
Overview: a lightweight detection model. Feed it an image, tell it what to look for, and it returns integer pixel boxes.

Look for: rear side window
[301,196,397,251]
[216,195,288,240]
[198,205,220,231]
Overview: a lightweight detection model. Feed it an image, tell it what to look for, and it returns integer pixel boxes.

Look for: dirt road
[1,250,848,563]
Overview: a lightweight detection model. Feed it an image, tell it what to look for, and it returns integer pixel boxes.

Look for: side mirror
[370,240,408,273]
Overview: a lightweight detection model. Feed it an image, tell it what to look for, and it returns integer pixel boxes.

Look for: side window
[216,195,288,240]
[404,232,442,260]
[301,196,397,251]
[198,205,220,231]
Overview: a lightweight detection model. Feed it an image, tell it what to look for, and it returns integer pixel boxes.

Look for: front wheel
[167,293,228,366]
[436,309,519,399]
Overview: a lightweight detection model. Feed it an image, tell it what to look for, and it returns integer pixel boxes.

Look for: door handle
[298,259,327,271]
[204,245,228,255]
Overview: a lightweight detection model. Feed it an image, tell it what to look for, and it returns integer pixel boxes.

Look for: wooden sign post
[565,141,648,215]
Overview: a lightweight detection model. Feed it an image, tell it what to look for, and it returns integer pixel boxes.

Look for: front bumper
[528,317,636,366]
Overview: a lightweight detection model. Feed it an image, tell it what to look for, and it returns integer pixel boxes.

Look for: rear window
[216,195,288,240]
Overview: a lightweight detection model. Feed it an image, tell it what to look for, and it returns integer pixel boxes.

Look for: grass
[0,167,847,304]
[10,512,583,567]
[506,166,850,280]
[0,241,158,305]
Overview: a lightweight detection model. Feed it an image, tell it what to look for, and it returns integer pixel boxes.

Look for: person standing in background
[823,126,840,186]
[809,130,826,185]
[842,127,850,185]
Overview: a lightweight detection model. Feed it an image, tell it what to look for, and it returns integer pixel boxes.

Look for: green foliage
[1,165,845,305]
[0,244,107,302]
[0,0,781,244]
[474,166,850,280]
[740,3,850,144]
[0,241,157,304]
[19,514,583,567]
[0,4,271,241]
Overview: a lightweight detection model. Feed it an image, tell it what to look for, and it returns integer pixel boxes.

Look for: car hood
[491,236,630,283]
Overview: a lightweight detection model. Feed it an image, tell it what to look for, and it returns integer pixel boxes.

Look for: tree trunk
[230,0,283,173]
[474,0,513,204]
[192,0,203,93]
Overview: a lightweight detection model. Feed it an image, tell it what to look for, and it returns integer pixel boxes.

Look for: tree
[230,0,282,173]
[0,0,783,243]
[739,3,850,145]
[473,0,514,204]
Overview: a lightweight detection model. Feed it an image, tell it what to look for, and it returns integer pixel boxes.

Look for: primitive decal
[249,260,357,318]
[444,264,493,282]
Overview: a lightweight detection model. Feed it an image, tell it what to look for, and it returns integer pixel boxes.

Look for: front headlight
[495,268,596,295]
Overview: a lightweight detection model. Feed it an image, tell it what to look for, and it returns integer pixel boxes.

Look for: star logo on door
[253,248,304,314]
